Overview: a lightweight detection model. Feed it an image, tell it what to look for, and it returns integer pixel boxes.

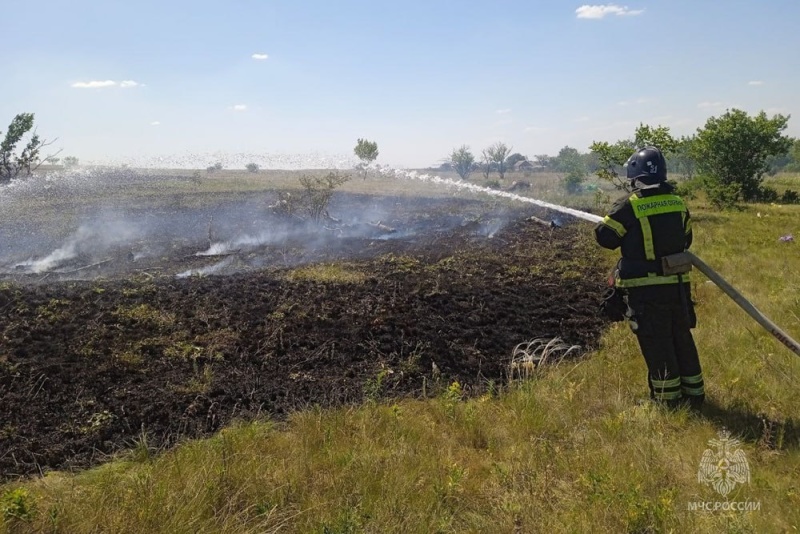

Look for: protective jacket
[594,182,692,287]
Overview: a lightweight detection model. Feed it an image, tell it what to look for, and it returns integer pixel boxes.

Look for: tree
[298,171,351,222]
[534,154,553,170]
[667,135,697,179]
[485,142,512,180]
[245,162,260,173]
[590,123,678,191]
[633,124,677,154]
[62,156,79,168]
[480,149,491,179]
[449,145,475,180]
[354,138,379,179]
[692,109,792,203]
[0,113,59,183]
[505,152,527,169]
[555,146,587,193]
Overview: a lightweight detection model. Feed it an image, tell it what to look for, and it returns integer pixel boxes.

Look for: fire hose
[380,166,800,357]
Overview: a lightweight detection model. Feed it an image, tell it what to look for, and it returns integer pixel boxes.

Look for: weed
[1,488,35,522]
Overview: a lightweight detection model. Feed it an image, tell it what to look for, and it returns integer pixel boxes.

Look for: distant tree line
[440,108,798,207]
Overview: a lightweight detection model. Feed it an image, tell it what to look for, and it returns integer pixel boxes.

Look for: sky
[3,0,800,169]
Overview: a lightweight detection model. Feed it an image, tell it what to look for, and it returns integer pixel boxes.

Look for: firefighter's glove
[599,287,627,322]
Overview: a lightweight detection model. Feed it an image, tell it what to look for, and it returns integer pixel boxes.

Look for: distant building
[513,160,537,172]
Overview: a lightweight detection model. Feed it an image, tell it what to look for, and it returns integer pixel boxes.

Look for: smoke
[176,257,235,278]
[15,218,142,273]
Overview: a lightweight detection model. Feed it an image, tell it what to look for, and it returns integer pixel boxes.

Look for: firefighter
[594,146,704,412]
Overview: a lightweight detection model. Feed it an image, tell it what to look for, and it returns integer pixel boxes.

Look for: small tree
[207,162,223,173]
[692,109,792,203]
[556,146,587,193]
[591,123,677,191]
[0,113,59,183]
[534,154,553,170]
[246,162,260,173]
[480,149,492,179]
[449,145,475,180]
[299,171,351,222]
[486,142,512,180]
[354,138,379,179]
[62,156,79,168]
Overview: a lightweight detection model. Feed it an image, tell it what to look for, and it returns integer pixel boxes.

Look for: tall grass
[2,177,800,533]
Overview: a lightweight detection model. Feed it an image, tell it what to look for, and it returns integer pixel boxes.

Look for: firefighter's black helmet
[625,146,667,184]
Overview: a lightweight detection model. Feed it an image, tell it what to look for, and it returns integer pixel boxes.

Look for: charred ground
[0,182,609,479]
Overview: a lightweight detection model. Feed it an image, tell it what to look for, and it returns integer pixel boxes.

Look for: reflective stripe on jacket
[594,183,692,287]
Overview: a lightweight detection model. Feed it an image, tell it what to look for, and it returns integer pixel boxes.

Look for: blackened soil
[0,201,609,480]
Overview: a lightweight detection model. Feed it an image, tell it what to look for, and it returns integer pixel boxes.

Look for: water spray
[381,166,800,357]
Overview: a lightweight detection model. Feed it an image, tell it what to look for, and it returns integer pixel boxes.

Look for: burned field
[0,175,609,479]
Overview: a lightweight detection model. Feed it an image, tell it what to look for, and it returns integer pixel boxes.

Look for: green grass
[2,174,800,533]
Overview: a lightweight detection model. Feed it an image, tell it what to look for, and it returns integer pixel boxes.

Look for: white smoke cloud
[251,53,269,60]
[748,80,764,86]
[231,104,248,111]
[496,109,512,114]
[576,4,644,19]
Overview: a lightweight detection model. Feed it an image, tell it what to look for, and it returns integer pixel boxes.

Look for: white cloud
[496,108,511,114]
[71,79,143,89]
[748,80,764,86]
[251,53,269,60]
[231,104,248,111]
[576,4,644,19]
[150,121,161,126]
[71,80,117,89]
[697,101,724,109]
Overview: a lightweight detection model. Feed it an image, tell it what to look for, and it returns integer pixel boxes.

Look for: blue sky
[3,1,799,169]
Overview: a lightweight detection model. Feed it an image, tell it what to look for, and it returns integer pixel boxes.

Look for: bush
[485,180,501,190]
[704,177,742,210]
[754,186,779,203]
[780,189,800,204]
[245,163,259,173]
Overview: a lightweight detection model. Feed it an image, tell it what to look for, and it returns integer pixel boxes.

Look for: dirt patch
[0,193,610,479]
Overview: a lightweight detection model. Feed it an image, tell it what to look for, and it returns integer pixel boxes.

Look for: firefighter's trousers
[625,283,704,411]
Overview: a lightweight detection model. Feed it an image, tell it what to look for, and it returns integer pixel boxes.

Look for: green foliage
[633,123,677,154]
[692,108,793,203]
[449,145,475,180]
[781,189,800,204]
[0,113,57,182]
[206,162,223,173]
[590,139,635,191]
[245,162,260,173]
[556,146,587,193]
[298,171,351,222]
[1,488,36,521]
[354,138,379,179]
[591,123,678,191]
[703,176,742,210]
